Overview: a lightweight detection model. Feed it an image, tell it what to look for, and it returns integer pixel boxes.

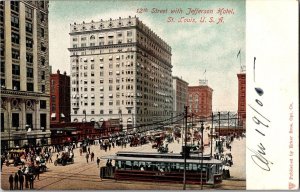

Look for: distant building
[1,1,51,149]
[237,73,246,127]
[68,16,173,132]
[50,70,71,123]
[187,84,213,118]
[172,76,188,117]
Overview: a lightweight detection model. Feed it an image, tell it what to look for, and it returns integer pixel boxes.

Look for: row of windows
[73,38,133,48]
[9,79,45,93]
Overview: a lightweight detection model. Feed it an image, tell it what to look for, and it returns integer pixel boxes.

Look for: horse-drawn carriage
[5,149,26,167]
[157,144,168,153]
[152,136,163,149]
[54,152,74,166]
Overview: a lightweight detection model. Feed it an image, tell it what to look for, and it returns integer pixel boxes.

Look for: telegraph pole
[210,112,213,157]
[183,106,188,190]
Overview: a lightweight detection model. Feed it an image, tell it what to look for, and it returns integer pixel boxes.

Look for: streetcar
[100,151,223,185]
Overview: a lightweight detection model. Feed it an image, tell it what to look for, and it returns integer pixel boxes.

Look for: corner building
[0,1,51,149]
[69,17,173,132]
[187,85,213,118]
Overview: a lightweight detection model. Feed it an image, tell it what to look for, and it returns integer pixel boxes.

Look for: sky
[48,0,245,112]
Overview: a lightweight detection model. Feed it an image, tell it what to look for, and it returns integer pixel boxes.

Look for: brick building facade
[50,70,71,123]
[187,85,213,118]
[237,73,246,127]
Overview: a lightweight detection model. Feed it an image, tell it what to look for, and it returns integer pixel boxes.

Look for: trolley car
[100,151,223,185]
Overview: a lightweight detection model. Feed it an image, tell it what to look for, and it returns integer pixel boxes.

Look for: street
[1,135,245,190]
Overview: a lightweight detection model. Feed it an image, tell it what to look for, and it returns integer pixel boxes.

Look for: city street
[1,135,245,190]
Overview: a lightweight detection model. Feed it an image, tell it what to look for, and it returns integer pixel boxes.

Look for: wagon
[54,152,74,166]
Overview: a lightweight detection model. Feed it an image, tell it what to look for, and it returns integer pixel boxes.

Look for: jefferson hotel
[69,16,173,131]
[0,1,51,148]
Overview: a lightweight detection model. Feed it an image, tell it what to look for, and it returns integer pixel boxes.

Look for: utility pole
[227,112,230,137]
[218,112,221,153]
[200,122,204,190]
[210,112,213,157]
[183,106,188,190]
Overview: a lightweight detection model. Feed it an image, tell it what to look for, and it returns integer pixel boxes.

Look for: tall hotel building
[68,16,173,132]
[0,1,51,148]
[172,76,188,117]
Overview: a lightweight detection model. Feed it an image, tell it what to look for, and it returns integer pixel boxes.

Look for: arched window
[90,35,95,40]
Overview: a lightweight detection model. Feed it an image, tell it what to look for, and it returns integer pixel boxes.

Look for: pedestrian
[88,147,90,154]
[85,153,89,163]
[35,165,40,180]
[9,174,14,190]
[25,174,29,188]
[14,172,19,190]
[29,174,34,189]
[96,157,100,168]
[91,152,94,162]
[79,148,83,156]
[19,173,24,190]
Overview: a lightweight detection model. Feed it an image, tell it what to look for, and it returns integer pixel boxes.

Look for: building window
[73,37,77,41]
[27,67,33,78]
[109,109,113,114]
[41,28,44,37]
[26,38,33,48]
[41,57,45,66]
[127,30,132,36]
[11,15,19,28]
[12,113,19,128]
[100,110,104,114]
[11,49,20,60]
[26,53,33,63]
[109,101,113,106]
[11,1,19,12]
[12,80,20,90]
[11,33,19,44]
[1,61,4,73]
[25,22,32,33]
[40,100,46,109]
[41,84,45,92]
[12,64,20,75]
[0,113,4,132]
[27,83,34,91]
[41,71,45,80]
[40,114,46,131]
[26,113,33,129]
[25,6,33,19]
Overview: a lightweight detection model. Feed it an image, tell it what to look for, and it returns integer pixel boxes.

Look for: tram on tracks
[100,150,223,185]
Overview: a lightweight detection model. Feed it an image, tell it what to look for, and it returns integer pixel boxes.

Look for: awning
[99,33,105,37]
[100,57,103,60]
[91,93,95,98]
[99,64,104,67]
[116,71,120,75]
[51,113,56,118]
[100,94,104,97]
[61,113,65,118]
[84,94,88,98]
[83,58,87,62]
[116,55,120,59]
[109,94,113,97]
[90,58,94,61]
[100,86,104,90]
[109,56,113,59]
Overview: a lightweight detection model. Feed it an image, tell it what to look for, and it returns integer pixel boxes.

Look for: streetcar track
[37,163,98,189]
